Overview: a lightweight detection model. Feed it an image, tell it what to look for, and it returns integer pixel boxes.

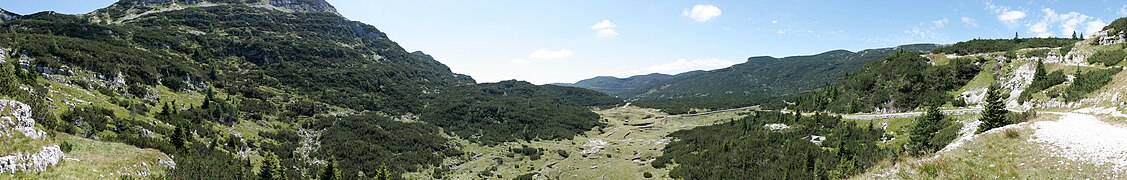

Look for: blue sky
[2,1,1126,84]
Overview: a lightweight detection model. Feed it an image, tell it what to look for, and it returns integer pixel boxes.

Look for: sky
[2,0,1126,84]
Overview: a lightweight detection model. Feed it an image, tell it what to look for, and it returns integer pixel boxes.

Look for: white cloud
[511,48,574,64]
[961,17,978,27]
[590,20,615,30]
[682,4,722,22]
[986,2,1025,25]
[998,11,1026,23]
[590,20,619,38]
[771,20,778,24]
[1027,8,1106,38]
[1086,21,1107,37]
[595,29,619,38]
[646,58,736,74]
[932,18,950,28]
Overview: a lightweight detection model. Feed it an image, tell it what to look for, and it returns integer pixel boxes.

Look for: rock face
[0,145,64,174]
[0,99,64,175]
[0,100,46,140]
[1099,31,1126,45]
[0,8,19,21]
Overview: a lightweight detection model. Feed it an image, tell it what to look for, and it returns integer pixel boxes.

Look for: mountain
[564,44,940,102]
[554,73,681,98]
[0,8,19,22]
[0,0,620,178]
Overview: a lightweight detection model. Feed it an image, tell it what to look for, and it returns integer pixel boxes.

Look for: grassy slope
[853,114,1120,179]
[13,133,171,179]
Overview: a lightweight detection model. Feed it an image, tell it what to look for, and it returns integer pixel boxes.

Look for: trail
[1033,112,1127,171]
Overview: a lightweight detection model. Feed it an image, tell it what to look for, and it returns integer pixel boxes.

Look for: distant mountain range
[559,44,940,101]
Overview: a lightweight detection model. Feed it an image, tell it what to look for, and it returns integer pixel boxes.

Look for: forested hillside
[554,73,681,98]
[0,0,620,178]
[564,44,938,114]
[793,51,981,113]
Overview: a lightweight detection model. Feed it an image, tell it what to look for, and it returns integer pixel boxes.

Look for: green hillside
[0,0,620,178]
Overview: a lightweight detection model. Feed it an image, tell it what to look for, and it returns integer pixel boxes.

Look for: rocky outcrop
[1099,31,1126,45]
[0,145,64,174]
[0,100,46,140]
[0,8,19,21]
[0,100,65,175]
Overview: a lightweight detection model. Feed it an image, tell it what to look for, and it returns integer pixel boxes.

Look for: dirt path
[1033,112,1127,171]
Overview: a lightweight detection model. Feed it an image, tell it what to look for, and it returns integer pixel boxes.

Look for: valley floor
[404,105,752,179]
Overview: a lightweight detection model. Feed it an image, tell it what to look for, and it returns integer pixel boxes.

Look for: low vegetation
[1018,60,1067,102]
[931,38,1079,55]
[794,52,981,113]
[653,111,888,179]
[1065,68,1122,101]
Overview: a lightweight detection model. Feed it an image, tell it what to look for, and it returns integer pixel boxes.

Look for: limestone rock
[0,145,64,174]
[0,99,46,140]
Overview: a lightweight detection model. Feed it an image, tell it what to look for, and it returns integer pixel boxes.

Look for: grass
[403,106,750,179]
[4,133,169,179]
[853,114,1123,179]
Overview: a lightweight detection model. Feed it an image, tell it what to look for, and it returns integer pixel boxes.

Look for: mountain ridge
[563,43,941,102]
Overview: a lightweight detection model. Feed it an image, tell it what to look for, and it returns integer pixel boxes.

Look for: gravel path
[1033,112,1127,171]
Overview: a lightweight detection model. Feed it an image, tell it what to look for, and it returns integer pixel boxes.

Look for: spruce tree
[977,84,1009,133]
[259,151,282,180]
[171,126,185,150]
[910,106,945,155]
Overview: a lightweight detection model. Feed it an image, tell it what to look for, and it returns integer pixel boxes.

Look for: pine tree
[203,87,215,109]
[977,84,1009,133]
[910,106,945,155]
[373,164,392,180]
[259,151,282,180]
[171,125,185,150]
[1072,31,1078,39]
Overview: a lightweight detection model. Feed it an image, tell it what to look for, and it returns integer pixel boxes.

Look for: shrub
[555,149,570,158]
[60,141,74,153]
[1003,128,1021,138]
[1088,49,1126,66]
[1065,68,1121,101]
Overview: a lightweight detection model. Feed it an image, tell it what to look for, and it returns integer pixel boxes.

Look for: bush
[1065,68,1121,101]
[60,141,74,153]
[1088,49,1126,66]
[555,149,569,158]
[1003,128,1021,138]
[643,172,654,178]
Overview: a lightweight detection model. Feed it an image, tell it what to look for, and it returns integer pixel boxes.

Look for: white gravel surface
[1033,112,1127,171]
